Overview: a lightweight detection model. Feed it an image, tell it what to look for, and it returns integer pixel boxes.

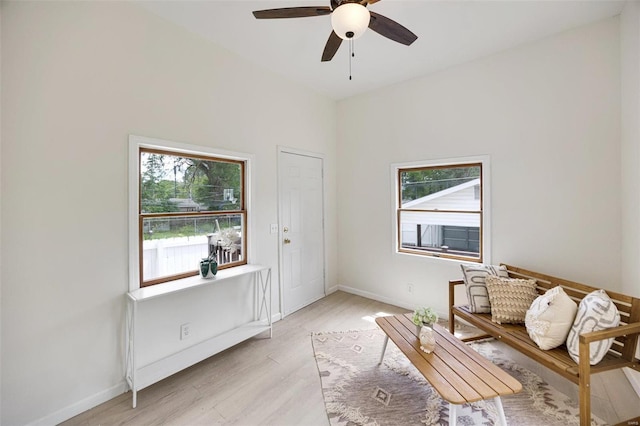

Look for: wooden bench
[449,264,640,426]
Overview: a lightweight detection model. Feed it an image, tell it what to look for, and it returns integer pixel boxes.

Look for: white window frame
[128,135,254,292]
[390,155,491,264]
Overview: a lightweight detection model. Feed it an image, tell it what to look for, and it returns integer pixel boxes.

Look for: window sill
[128,264,269,302]
[395,249,487,266]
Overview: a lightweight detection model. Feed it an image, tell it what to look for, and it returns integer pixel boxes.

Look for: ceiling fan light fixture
[331,3,370,40]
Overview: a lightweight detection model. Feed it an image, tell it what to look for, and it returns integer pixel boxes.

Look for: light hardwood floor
[63,291,639,425]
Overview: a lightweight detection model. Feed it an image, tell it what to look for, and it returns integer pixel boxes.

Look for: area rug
[311,329,606,426]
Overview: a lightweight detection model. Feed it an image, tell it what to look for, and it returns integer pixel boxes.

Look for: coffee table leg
[378,336,389,364]
[449,403,457,426]
[493,396,507,425]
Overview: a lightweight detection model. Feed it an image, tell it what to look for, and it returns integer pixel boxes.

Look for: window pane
[400,165,481,209]
[142,214,244,282]
[399,211,480,258]
[141,151,242,214]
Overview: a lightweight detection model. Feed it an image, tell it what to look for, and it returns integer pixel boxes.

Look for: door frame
[277,146,327,318]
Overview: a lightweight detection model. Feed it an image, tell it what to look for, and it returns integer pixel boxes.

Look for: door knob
[283,227,289,233]
[283,238,291,244]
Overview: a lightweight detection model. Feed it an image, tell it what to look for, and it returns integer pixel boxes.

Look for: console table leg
[378,336,389,364]
[449,403,457,426]
[493,396,507,425]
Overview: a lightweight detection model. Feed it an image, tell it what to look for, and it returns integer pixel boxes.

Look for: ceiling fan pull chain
[349,39,353,80]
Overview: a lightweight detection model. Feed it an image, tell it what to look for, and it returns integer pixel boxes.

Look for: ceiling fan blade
[321,31,343,62]
[253,7,331,19]
[360,0,381,4]
[331,0,340,10]
[368,11,417,46]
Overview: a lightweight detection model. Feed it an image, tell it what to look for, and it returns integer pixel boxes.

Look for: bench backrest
[502,264,640,362]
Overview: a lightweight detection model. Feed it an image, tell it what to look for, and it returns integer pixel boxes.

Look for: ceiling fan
[252,0,418,62]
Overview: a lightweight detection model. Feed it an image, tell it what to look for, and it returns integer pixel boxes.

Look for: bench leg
[578,340,591,426]
[449,403,456,426]
[493,396,507,426]
[378,336,389,364]
[449,399,505,426]
[579,371,591,426]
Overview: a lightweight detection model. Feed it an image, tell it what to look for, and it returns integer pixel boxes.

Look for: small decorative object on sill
[412,307,438,353]
[199,255,218,279]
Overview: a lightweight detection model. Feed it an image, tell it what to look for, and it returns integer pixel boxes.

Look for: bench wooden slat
[384,316,486,403]
[396,315,521,397]
[503,264,636,305]
[452,305,580,383]
[376,315,522,405]
[376,316,469,404]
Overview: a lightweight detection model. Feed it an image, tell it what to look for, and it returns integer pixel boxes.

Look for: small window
[396,160,486,262]
[138,148,247,287]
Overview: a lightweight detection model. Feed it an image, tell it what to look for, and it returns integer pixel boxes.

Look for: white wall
[621,0,640,299]
[337,17,622,315]
[0,2,337,425]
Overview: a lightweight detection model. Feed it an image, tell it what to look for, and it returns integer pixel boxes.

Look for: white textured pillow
[566,290,620,365]
[525,286,578,350]
[461,264,509,313]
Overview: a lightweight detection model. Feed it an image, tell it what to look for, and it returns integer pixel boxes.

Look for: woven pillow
[566,290,620,365]
[460,264,510,313]
[525,286,578,350]
[485,275,538,324]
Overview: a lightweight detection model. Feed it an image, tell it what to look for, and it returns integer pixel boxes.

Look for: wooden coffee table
[375,314,522,426]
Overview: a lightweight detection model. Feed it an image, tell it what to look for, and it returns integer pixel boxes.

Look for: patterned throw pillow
[525,286,578,350]
[566,289,620,365]
[460,264,510,313]
[485,275,538,324]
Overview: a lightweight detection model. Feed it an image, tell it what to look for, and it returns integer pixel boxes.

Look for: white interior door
[279,150,325,316]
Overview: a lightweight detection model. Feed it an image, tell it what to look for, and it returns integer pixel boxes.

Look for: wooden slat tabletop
[375,314,522,405]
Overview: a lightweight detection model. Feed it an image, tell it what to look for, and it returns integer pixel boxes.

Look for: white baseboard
[27,382,127,426]
[338,285,415,311]
[326,285,339,294]
[624,367,640,398]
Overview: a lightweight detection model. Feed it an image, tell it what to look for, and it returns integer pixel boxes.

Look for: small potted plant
[412,307,438,333]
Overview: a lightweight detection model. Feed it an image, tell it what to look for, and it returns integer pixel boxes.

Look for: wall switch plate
[180,323,191,340]
[270,224,278,234]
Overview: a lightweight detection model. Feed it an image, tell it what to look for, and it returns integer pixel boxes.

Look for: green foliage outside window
[141,152,242,214]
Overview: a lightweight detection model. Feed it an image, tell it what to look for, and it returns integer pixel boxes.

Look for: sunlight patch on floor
[361,312,392,323]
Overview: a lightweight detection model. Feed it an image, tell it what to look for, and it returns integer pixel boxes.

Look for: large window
[395,159,488,263]
[136,145,247,287]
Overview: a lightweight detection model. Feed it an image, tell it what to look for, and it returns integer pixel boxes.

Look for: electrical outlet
[270,224,278,234]
[407,283,413,294]
[180,323,191,340]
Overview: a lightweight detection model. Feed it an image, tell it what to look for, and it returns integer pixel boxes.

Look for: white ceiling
[139,0,626,100]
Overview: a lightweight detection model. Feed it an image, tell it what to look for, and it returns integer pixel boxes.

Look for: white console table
[125,264,272,408]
